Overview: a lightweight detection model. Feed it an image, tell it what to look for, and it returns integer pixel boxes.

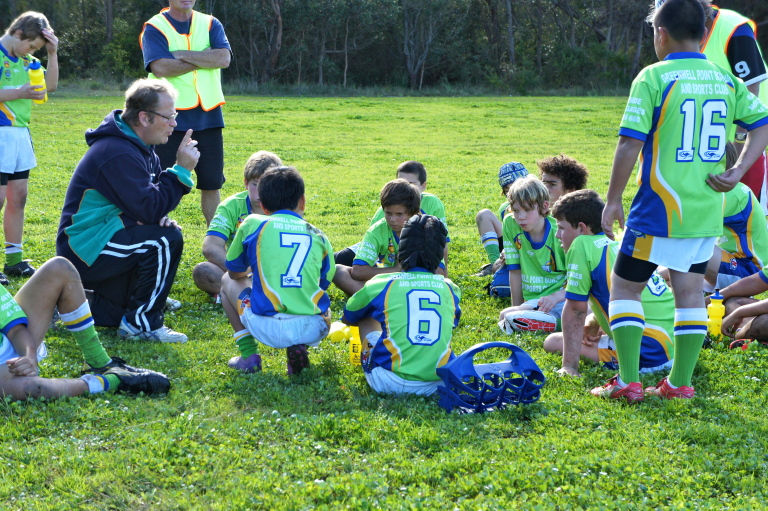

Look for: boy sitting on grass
[193,150,282,298]
[336,161,449,271]
[333,179,424,296]
[596,0,768,402]
[342,214,461,396]
[1,256,169,400]
[474,162,529,275]
[497,175,567,333]
[221,166,335,375]
[475,156,588,277]
[543,190,674,377]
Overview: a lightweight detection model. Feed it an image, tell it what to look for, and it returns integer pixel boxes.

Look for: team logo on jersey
[282,275,302,286]
[730,258,738,271]
[646,273,668,297]
[703,151,720,159]
[514,234,523,251]
[677,150,693,161]
[3,62,9,68]
[235,213,247,230]
[387,239,396,264]
[4,70,9,79]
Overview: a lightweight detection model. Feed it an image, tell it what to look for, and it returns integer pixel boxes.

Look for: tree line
[1,0,766,92]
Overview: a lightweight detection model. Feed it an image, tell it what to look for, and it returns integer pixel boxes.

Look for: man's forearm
[173,48,230,69]
[149,58,199,78]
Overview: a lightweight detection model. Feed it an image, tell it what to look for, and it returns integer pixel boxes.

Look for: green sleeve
[502,215,520,268]
[564,238,593,298]
[355,222,387,266]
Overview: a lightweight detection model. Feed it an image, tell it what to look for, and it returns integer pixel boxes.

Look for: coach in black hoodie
[57,79,199,344]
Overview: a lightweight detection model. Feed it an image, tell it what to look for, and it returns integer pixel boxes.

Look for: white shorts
[621,230,716,272]
[241,309,328,349]
[363,332,443,395]
[0,334,47,365]
[0,127,36,174]
[522,299,565,320]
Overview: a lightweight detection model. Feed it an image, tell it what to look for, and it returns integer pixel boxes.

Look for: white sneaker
[164,297,182,312]
[118,318,188,343]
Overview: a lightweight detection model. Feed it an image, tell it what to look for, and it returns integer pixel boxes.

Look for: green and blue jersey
[619,52,768,238]
[502,216,566,300]
[343,269,461,382]
[226,210,335,316]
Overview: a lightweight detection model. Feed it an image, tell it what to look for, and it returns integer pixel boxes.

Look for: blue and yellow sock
[608,300,644,384]
[60,302,112,369]
[80,374,119,394]
[669,308,707,388]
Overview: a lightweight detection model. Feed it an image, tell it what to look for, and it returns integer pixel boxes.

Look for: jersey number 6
[406,290,443,346]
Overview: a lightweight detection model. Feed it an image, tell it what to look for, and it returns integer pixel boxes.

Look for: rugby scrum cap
[498,162,529,188]
[436,341,546,414]
[398,214,447,273]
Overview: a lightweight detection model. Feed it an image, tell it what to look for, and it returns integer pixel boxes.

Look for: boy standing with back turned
[597,0,768,402]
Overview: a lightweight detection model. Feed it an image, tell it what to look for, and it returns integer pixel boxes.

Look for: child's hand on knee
[6,356,39,377]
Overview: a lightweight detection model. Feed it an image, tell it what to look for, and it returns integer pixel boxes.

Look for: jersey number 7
[280,233,312,287]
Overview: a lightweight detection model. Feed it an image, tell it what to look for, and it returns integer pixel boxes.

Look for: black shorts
[154,128,225,191]
[0,170,30,185]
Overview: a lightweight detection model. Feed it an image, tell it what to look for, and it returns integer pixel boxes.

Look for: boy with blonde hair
[498,175,567,333]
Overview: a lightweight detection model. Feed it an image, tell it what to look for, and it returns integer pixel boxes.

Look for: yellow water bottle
[707,290,725,344]
[349,332,362,365]
[27,61,47,104]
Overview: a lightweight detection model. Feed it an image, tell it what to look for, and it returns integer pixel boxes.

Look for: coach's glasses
[146,110,179,122]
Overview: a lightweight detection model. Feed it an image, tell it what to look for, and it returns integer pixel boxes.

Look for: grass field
[3,94,768,510]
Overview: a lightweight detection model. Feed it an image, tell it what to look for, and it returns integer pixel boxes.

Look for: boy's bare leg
[13,257,87,344]
[476,209,503,265]
[0,364,88,400]
[543,332,600,362]
[193,261,225,295]
[333,265,364,296]
[3,178,28,247]
[220,273,250,331]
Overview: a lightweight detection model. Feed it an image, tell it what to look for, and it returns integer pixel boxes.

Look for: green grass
[2,94,767,509]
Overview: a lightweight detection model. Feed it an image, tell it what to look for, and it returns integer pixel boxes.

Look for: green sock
[5,250,21,266]
[668,309,707,388]
[609,300,644,384]
[234,330,259,357]
[104,374,120,393]
[61,303,112,369]
[73,326,112,369]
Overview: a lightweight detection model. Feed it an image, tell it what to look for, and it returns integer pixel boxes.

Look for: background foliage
[0,0,766,93]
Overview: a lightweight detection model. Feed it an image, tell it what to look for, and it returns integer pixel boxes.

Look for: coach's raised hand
[176,129,200,171]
